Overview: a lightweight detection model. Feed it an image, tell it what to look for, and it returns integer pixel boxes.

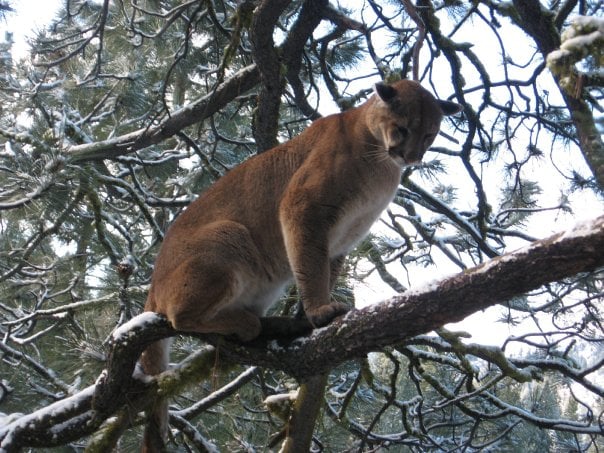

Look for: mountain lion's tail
[140,338,170,453]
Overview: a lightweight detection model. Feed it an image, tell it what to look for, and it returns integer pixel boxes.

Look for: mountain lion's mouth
[388,147,406,163]
[389,148,421,166]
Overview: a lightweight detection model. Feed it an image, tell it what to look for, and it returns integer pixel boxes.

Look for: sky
[1,0,61,57]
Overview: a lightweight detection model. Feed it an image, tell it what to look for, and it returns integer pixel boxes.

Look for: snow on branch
[547,15,604,94]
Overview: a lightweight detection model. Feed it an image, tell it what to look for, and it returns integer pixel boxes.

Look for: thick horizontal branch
[65,65,260,163]
[217,214,604,377]
[1,215,603,450]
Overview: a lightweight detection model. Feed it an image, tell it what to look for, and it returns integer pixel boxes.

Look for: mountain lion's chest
[328,165,401,257]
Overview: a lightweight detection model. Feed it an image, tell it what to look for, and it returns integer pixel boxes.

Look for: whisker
[357,141,392,163]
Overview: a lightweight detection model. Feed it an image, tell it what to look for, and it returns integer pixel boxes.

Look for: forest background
[0,0,603,451]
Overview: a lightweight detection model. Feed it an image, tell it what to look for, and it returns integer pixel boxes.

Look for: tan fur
[140,80,461,451]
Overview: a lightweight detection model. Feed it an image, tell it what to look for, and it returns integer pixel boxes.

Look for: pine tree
[0,1,602,451]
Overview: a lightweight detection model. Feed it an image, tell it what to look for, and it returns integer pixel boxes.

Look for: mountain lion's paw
[306,302,350,328]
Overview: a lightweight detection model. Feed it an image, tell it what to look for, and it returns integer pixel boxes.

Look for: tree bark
[280,374,328,452]
[250,0,292,152]
[251,0,329,151]
[216,214,604,378]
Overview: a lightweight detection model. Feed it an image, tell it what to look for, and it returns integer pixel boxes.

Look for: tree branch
[400,0,426,81]
[250,0,292,152]
[1,215,603,450]
[217,215,604,377]
[281,0,329,120]
[504,2,604,187]
[65,64,260,163]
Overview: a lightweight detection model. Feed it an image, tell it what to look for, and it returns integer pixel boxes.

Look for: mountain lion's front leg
[280,203,349,328]
[329,255,346,290]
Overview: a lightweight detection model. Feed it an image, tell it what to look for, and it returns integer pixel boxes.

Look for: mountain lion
[140,79,462,451]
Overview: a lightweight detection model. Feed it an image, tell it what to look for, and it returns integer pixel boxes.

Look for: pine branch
[65,65,260,162]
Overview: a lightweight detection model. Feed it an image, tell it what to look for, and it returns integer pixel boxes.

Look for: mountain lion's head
[367,80,462,165]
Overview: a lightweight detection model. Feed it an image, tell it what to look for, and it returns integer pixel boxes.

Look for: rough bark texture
[251,0,329,151]
[281,374,328,452]
[1,215,603,450]
[250,0,292,152]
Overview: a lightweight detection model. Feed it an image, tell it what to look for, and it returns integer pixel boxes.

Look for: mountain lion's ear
[439,100,463,116]
[375,82,397,102]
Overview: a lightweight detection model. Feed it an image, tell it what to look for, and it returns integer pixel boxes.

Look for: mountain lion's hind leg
[160,221,265,342]
[171,303,262,342]
[164,259,263,342]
